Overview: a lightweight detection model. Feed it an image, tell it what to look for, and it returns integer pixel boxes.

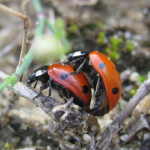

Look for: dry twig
[0,1,30,69]
[18,0,30,68]
[0,4,26,19]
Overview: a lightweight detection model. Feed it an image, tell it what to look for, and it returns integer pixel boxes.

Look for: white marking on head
[73,51,82,57]
[35,70,46,77]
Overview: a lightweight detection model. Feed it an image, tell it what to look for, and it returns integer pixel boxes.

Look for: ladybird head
[26,72,36,87]
[66,51,83,61]
[66,53,74,62]
[26,69,48,87]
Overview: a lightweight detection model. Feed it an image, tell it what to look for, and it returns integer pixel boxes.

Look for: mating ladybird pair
[27,51,122,116]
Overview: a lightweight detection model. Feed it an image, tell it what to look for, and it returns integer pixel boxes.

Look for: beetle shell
[47,63,91,105]
[89,51,122,110]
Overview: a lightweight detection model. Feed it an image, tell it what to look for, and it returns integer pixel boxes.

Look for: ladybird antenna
[66,72,77,77]
[95,75,101,96]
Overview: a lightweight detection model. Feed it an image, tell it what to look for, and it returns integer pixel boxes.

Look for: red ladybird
[47,64,91,107]
[26,63,91,109]
[66,51,122,116]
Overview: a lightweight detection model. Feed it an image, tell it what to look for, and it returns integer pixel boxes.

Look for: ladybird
[65,51,122,116]
[26,63,91,109]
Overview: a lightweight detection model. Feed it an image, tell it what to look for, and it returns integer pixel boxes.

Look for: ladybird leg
[65,88,70,100]
[33,81,38,89]
[43,77,52,101]
[33,82,47,99]
[48,77,51,97]
[76,58,87,74]
[66,58,87,76]
[27,82,32,88]
[60,86,69,103]
[95,75,101,96]
[66,72,76,77]
[66,57,85,65]
[33,92,42,99]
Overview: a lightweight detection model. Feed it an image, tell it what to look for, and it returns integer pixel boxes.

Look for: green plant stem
[35,16,45,38]
[45,18,70,47]
[32,0,42,12]
[0,78,12,91]
[0,0,45,91]
[32,0,45,38]
[45,18,57,34]
[16,49,34,76]
[16,0,45,75]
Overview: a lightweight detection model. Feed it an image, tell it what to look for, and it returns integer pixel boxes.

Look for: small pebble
[91,125,97,132]
[129,72,139,82]
[125,31,132,39]
[143,8,149,15]
[120,134,128,141]
[143,133,150,141]
[83,134,91,142]
[47,146,51,150]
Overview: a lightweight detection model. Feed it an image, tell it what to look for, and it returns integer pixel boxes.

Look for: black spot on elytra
[82,85,89,94]
[99,63,106,69]
[112,88,119,94]
[61,73,67,79]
